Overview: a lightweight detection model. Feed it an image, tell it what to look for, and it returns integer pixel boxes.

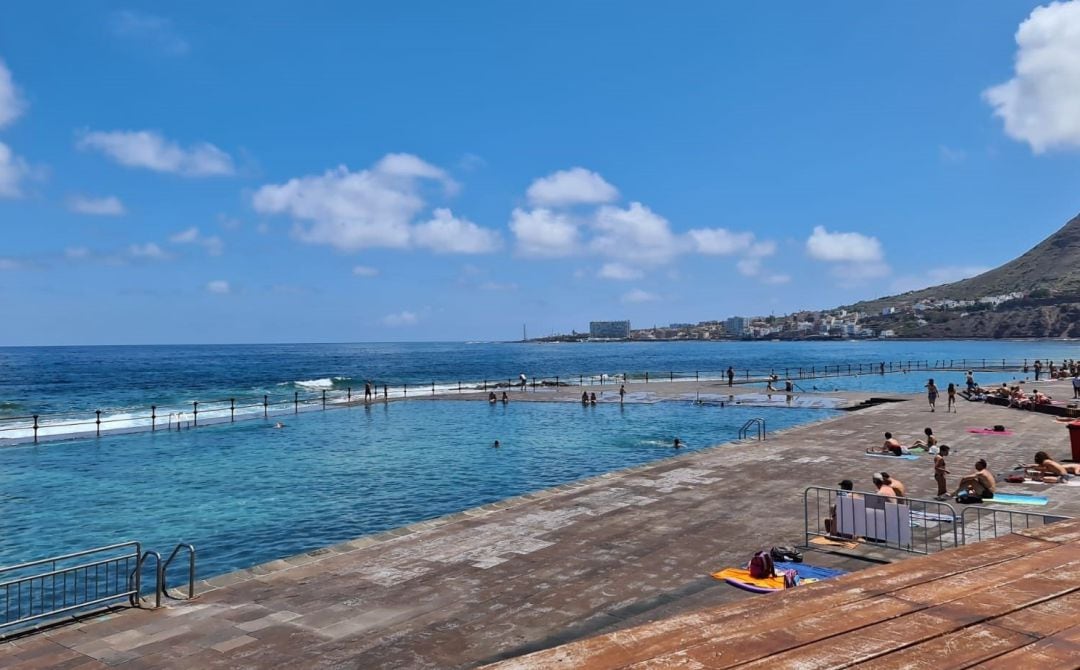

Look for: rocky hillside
[849,213,1080,338]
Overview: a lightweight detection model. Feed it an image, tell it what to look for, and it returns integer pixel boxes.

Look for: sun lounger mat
[864,452,920,460]
[988,493,1048,506]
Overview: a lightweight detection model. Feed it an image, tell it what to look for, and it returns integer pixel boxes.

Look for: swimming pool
[1,399,835,578]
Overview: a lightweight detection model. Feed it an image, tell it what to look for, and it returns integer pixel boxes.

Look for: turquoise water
[1,398,834,577]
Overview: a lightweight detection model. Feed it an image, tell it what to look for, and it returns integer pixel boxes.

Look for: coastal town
[542,290,1031,342]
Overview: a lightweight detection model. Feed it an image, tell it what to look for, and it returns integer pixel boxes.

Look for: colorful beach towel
[988,493,1048,506]
[967,428,1014,435]
[711,567,788,592]
[774,561,847,580]
[864,452,920,461]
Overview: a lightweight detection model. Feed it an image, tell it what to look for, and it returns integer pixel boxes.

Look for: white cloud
[598,262,643,280]
[687,228,754,255]
[763,274,791,285]
[252,154,483,253]
[352,265,379,277]
[736,258,763,277]
[413,208,501,254]
[206,280,230,294]
[0,142,29,198]
[0,59,24,129]
[890,265,990,293]
[526,167,619,207]
[621,288,659,304]
[509,207,581,257]
[128,242,168,260]
[591,202,681,265]
[984,1,1080,152]
[78,130,234,177]
[169,227,223,255]
[68,195,126,216]
[806,225,884,262]
[381,310,418,327]
[110,11,190,56]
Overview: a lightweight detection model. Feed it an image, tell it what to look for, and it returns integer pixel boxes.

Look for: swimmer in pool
[673,437,682,449]
[273,422,286,429]
[493,440,500,448]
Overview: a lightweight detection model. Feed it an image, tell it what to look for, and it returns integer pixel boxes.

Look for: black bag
[770,546,803,563]
[993,425,1006,432]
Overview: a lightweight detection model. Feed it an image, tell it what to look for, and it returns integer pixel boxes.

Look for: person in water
[619,384,626,402]
[581,391,589,404]
[488,391,497,403]
[492,439,500,448]
[589,392,597,405]
[273,422,286,429]
[501,391,509,404]
[673,437,682,449]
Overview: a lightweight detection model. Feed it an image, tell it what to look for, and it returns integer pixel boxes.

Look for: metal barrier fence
[804,487,960,555]
[0,357,1041,446]
[959,506,1073,544]
[0,541,197,638]
[0,542,142,634]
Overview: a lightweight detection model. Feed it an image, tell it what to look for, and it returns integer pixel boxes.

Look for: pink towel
[966,428,1013,435]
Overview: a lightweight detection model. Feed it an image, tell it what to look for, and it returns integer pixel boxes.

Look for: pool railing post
[193,401,198,426]
[230,398,235,422]
[150,406,155,432]
[96,410,101,436]
[33,414,38,443]
[348,387,351,402]
[263,395,268,418]
[294,392,298,413]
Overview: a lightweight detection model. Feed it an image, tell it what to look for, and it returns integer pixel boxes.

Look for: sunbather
[952,459,995,502]
[911,427,937,449]
[1019,451,1079,482]
[879,472,906,499]
[872,473,897,500]
[866,432,905,456]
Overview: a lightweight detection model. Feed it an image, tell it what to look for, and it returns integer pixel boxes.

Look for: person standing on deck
[364,381,372,403]
[619,384,626,402]
[933,445,951,500]
[1073,371,1080,399]
[925,379,938,412]
[1034,359,1042,381]
[726,366,735,387]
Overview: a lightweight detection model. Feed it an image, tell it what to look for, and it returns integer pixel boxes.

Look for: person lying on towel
[866,432,905,456]
[1019,451,1079,483]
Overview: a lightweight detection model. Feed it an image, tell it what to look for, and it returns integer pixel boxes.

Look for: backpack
[770,546,804,563]
[748,551,775,579]
[993,425,1006,432]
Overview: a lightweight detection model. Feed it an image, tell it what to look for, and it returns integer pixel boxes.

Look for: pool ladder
[739,417,766,441]
[131,543,197,608]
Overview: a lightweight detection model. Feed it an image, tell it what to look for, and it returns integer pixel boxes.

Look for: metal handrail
[738,417,765,441]
[130,550,162,608]
[161,543,197,601]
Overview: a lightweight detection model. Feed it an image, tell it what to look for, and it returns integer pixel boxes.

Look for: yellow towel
[711,567,787,590]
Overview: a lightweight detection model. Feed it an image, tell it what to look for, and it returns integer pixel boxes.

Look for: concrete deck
[485,519,1080,669]
[2,378,1079,669]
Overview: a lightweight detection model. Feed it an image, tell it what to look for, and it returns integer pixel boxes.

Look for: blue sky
[2,1,1080,344]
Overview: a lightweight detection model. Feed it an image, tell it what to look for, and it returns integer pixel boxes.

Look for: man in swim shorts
[953,459,995,501]
[866,432,904,456]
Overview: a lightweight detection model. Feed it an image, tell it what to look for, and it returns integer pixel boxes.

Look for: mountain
[848,213,1080,338]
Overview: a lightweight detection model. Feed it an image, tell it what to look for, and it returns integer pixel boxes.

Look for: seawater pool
[1,398,835,578]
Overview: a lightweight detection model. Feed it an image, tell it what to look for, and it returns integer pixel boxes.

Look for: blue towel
[864,452,920,461]
[990,493,1049,506]
[775,561,847,580]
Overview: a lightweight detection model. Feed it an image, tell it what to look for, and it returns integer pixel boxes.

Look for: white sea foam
[295,378,336,389]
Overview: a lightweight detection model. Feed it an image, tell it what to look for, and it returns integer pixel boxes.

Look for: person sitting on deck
[1031,389,1052,405]
[872,474,897,500]
[911,427,937,450]
[866,432,905,456]
[952,459,996,503]
[824,479,856,537]
[878,472,906,499]
[1019,451,1079,482]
